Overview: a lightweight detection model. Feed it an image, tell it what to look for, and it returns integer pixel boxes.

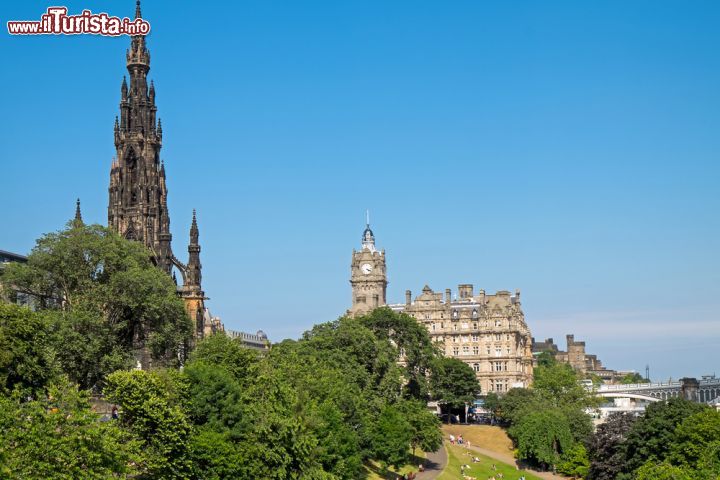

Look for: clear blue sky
[2,1,719,381]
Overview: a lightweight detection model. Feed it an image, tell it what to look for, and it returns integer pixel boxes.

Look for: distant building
[0,249,35,308]
[533,334,628,383]
[226,329,270,351]
[348,221,534,394]
[0,250,27,265]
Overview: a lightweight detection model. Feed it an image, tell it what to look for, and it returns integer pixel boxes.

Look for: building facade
[106,1,221,340]
[226,329,270,351]
[532,334,629,383]
[349,223,534,394]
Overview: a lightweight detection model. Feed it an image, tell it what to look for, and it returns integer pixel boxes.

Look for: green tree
[105,369,193,479]
[619,372,649,384]
[0,303,59,397]
[188,333,260,385]
[532,357,593,409]
[536,351,556,367]
[44,307,131,392]
[621,397,707,475]
[510,408,574,469]
[495,388,542,425]
[185,335,328,479]
[430,357,480,415]
[562,404,594,444]
[0,378,140,479]
[557,443,590,479]
[2,223,192,389]
[669,408,720,470]
[398,400,443,456]
[635,461,693,480]
[369,404,413,470]
[359,307,439,399]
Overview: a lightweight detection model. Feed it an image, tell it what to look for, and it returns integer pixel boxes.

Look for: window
[495,348,501,357]
[486,346,491,355]
[473,346,479,355]
[472,309,478,318]
[495,319,502,327]
[431,323,436,331]
[473,363,480,372]
[453,336,458,343]
[453,310,458,318]
[463,346,469,355]
[473,322,478,330]
[453,324,458,331]
[472,335,479,342]
[425,314,430,320]
[453,347,459,356]
[504,362,508,371]
[495,334,501,341]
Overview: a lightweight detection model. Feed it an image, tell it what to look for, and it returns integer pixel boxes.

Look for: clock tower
[350,219,388,316]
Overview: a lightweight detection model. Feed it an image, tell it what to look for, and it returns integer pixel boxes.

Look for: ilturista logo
[7,6,151,36]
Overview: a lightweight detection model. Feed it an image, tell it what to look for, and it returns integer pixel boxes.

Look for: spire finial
[135,0,142,20]
[73,198,83,226]
[190,209,199,245]
[361,211,376,252]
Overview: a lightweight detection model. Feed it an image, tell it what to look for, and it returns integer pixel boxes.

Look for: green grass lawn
[437,443,543,480]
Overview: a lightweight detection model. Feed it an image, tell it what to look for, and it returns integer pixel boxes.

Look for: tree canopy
[429,357,480,410]
[1,223,192,390]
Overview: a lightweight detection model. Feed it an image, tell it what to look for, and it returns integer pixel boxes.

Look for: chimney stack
[458,284,474,299]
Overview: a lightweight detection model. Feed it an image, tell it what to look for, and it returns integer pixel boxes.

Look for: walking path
[415,444,448,480]
[459,443,567,480]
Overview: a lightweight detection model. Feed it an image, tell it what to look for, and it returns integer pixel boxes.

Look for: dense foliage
[0,225,452,478]
[586,398,720,480]
[0,305,447,478]
[487,354,596,471]
[1,223,192,390]
[487,354,720,479]
[429,356,481,412]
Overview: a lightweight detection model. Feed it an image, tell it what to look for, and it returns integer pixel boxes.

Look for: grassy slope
[438,443,542,480]
[441,425,515,457]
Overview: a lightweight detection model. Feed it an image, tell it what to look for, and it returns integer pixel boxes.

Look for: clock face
[361,263,373,275]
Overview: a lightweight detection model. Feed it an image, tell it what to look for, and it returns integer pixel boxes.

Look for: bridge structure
[597,376,720,404]
[591,376,720,420]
